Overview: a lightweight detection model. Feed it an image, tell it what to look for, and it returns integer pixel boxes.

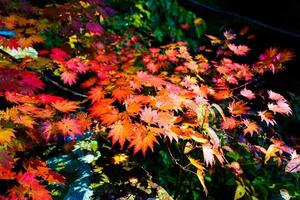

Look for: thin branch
[0,48,21,63]
[167,144,197,175]
[231,79,255,91]
[188,0,300,39]
[42,75,88,98]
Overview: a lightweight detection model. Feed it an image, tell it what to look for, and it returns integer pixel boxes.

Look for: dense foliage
[0,0,299,199]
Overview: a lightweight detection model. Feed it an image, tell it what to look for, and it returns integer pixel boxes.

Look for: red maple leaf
[86,21,104,36]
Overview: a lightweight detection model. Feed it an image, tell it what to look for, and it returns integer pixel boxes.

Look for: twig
[42,75,88,98]
[231,79,255,91]
[0,48,21,63]
[188,0,300,39]
[167,144,197,175]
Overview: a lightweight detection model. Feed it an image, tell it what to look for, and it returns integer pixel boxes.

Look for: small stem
[0,48,21,63]
[167,144,197,175]
[42,75,88,98]
[231,79,255,91]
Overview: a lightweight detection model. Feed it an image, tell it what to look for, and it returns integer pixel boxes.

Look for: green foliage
[105,0,206,46]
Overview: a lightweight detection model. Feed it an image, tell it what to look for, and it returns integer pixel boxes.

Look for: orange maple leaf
[108,120,133,148]
[0,128,15,144]
[28,35,44,44]
[76,113,92,131]
[17,38,33,48]
[242,119,260,136]
[111,86,132,102]
[51,100,80,113]
[88,86,106,103]
[13,115,36,128]
[99,108,120,125]
[129,124,158,156]
[213,89,232,100]
[89,99,114,118]
[258,111,276,126]
[56,117,81,138]
[228,101,250,115]
[221,117,240,130]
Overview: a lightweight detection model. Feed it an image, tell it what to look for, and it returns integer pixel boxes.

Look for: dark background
[181,0,300,94]
[181,0,300,146]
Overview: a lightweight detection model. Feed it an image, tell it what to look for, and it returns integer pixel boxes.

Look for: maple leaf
[88,86,106,103]
[161,125,181,142]
[136,71,166,89]
[111,87,132,102]
[258,110,276,126]
[13,115,36,128]
[108,120,133,148]
[140,107,158,125]
[268,90,286,101]
[51,100,80,113]
[268,100,292,115]
[0,128,15,144]
[278,49,293,62]
[4,92,39,104]
[60,71,78,86]
[86,21,104,36]
[17,172,39,187]
[221,117,240,130]
[16,172,52,200]
[57,117,81,138]
[206,127,220,147]
[202,143,215,167]
[228,101,250,115]
[17,38,33,48]
[80,77,98,88]
[76,113,92,131]
[129,125,158,156]
[156,111,173,127]
[40,121,57,141]
[99,108,120,125]
[50,48,69,62]
[213,89,232,100]
[29,184,52,200]
[38,94,64,104]
[89,99,114,118]
[28,35,44,44]
[0,69,44,94]
[124,95,150,116]
[125,100,143,116]
[285,152,300,173]
[66,58,88,73]
[0,150,14,170]
[240,88,255,99]
[264,144,281,163]
[227,43,250,56]
[242,119,259,136]
[188,157,208,195]
[25,158,65,184]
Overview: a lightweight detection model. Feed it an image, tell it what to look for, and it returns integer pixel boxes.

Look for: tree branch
[188,0,300,39]
[231,79,255,91]
[42,75,88,98]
